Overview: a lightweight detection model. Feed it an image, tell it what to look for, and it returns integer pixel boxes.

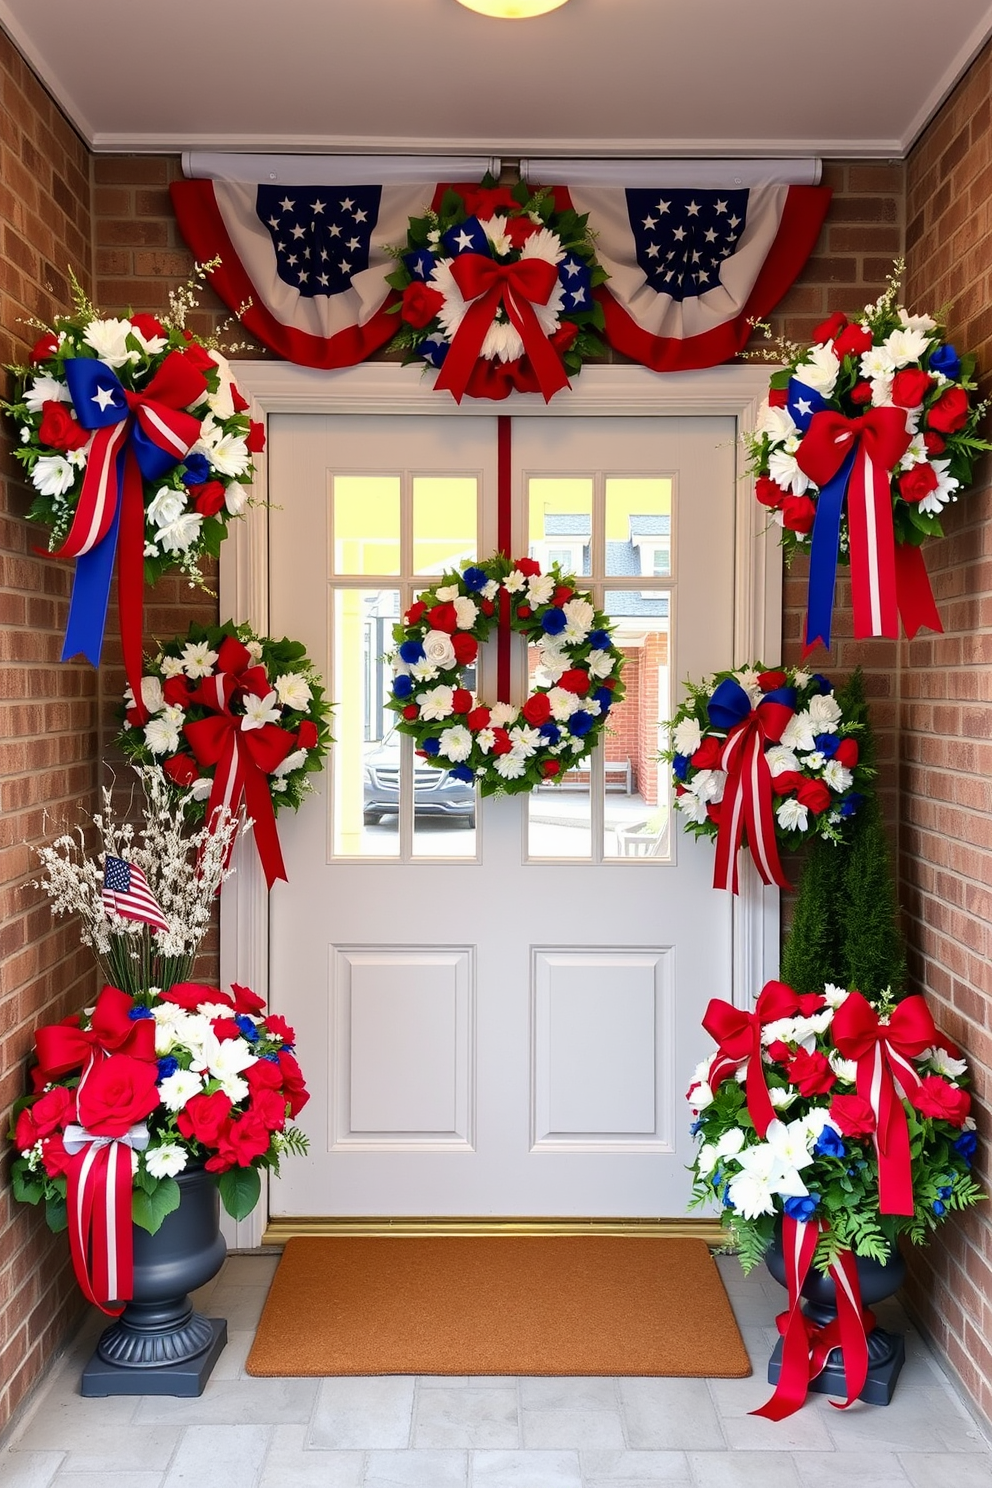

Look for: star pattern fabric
[625,188,750,303]
[255,184,382,298]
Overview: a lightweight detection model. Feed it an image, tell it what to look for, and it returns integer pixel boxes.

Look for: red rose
[460,186,517,217]
[30,332,59,363]
[401,281,445,329]
[927,387,970,434]
[491,727,513,756]
[781,496,817,534]
[480,599,495,617]
[250,1087,288,1133]
[812,310,847,344]
[246,420,265,454]
[163,753,199,788]
[296,719,319,749]
[130,313,165,341]
[467,706,491,731]
[212,1111,272,1168]
[898,464,940,504]
[40,1133,72,1178]
[758,670,788,692]
[246,1059,283,1092]
[829,1093,877,1136]
[550,322,579,354]
[29,1085,76,1138]
[182,343,216,375]
[542,759,561,777]
[233,982,266,1015]
[504,216,540,248]
[211,1017,242,1042]
[161,982,232,1011]
[76,1054,160,1138]
[767,388,789,408]
[405,601,426,625]
[771,770,804,796]
[691,737,724,770]
[891,367,934,408]
[849,381,873,405]
[522,693,552,726]
[402,704,419,720]
[796,993,827,1015]
[517,605,532,619]
[163,676,193,707]
[553,585,574,605]
[14,1110,39,1152]
[923,432,946,456]
[832,324,874,360]
[266,1014,296,1044]
[796,778,832,815]
[451,633,478,665]
[38,401,89,453]
[191,480,227,517]
[515,557,541,577]
[834,737,859,768]
[755,477,785,509]
[427,602,458,634]
[558,668,590,696]
[909,1075,971,1126]
[277,1050,310,1118]
[451,688,473,714]
[176,1090,234,1147]
[766,1040,791,1064]
[706,801,722,824]
[231,384,250,413]
[786,1048,836,1097]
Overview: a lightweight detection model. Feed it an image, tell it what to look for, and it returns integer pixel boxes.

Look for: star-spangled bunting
[625,187,749,303]
[101,856,169,934]
[255,185,381,299]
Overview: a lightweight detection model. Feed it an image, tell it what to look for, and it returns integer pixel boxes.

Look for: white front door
[268,410,735,1218]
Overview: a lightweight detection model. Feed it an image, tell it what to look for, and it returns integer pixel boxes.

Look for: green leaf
[218,1164,261,1221]
[12,1167,45,1206]
[45,1193,68,1233]
[131,1176,181,1235]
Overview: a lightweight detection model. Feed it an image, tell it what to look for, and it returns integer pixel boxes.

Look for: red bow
[832,991,937,1215]
[32,985,156,1089]
[797,407,939,644]
[434,254,570,405]
[702,980,821,1138]
[713,696,794,894]
[183,635,295,888]
[752,1216,872,1419]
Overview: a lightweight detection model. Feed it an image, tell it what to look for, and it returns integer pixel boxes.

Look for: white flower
[191,1030,257,1084]
[767,1117,816,1172]
[245,640,264,663]
[756,402,798,441]
[83,318,135,367]
[453,594,478,630]
[793,342,841,396]
[676,791,709,825]
[438,724,473,762]
[780,711,817,752]
[418,686,455,722]
[823,983,849,1009]
[698,1126,747,1175]
[272,749,307,778]
[275,672,312,710]
[139,675,164,715]
[527,573,556,606]
[191,777,212,801]
[807,692,842,731]
[767,448,810,495]
[241,690,282,730]
[225,484,248,517]
[130,322,167,358]
[205,350,236,419]
[434,584,459,602]
[147,485,187,528]
[884,326,930,368]
[181,641,219,679]
[157,1069,204,1112]
[765,745,800,778]
[157,513,203,554]
[823,759,854,793]
[207,434,251,478]
[587,650,614,680]
[860,344,896,380]
[918,458,960,515]
[475,728,497,754]
[160,654,186,679]
[410,661,440,683]
[30,454,76,498]
[768,1086,798,1111]
[537,646,568,684]
[144,716,181,755]
[922,1045,968,1079]
[691,769,726,805]
[482,217,513,257]
[899,308,937,334]
[777,797,809,832]
[503,569,527,593]
[481,579,500,601]
[145,1142,189,1179]
[829,1052,858,1084]
[509,725,542,757]
[25,374,73,413]
[673,717,703,756]
[548,687,580,722]
[562,597,595,640]
[490,701,519,727]
[422,630,457,670]
[495,750,528,780]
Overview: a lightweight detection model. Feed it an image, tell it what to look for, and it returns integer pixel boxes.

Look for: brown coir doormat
[246,1235,750,1378]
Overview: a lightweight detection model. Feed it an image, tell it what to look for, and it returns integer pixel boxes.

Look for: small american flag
[101,856,169,934]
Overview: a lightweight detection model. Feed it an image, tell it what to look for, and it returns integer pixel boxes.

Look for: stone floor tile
[617,1378,724,1451]
[13,1395,140,1452]
[206,1329,254,1381]
[468,1377,519,1388]
[132,1376,316,1427]
[520,1378,617,1411]
[521,1407,625,1450]
[719,1409,835,1452]
[363,1448,468,1486]
[899,1452,992,1487]
[200,1284,271,1330]
[817,1384,989,1453]
[792,1452,912,1487]
[579,1449,691,1482]
[310,1377,415,1451]
[686,1450,803,1488]
[470,1449,583,1488]
[52,1474,163,1488]
[215,1252,281,1286]
[0,1451,64,1488]
[257,1425,364,1488]
[161,1424,271,1488]
[418,1377,469,1389]
[60,1425,183,1472]
[412,1387,519,1449]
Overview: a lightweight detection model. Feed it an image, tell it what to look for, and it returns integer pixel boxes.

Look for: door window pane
[603,589,671,861]
[413,476,478,575]
[527,477,592,576]
[333,475,400,575]
[605,477,672,579]
[333,588,400,858]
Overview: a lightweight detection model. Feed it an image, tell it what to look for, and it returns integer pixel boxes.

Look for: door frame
[217,360,780,1246]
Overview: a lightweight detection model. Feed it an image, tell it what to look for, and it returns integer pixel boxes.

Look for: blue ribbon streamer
[805,445,857,650]
[60,448,126,666]
[708,678,797,731]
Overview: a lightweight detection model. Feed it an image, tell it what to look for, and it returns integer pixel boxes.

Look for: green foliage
[218,1165,261,1221]
[132,1176,181,1235]
[780,833,848,994]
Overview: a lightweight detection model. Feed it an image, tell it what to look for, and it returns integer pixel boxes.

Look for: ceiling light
[454,0,571,18]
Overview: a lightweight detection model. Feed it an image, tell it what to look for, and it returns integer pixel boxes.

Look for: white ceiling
[3,0,991,159]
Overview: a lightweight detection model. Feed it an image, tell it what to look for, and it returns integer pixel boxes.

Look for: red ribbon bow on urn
[702,981,825,1140]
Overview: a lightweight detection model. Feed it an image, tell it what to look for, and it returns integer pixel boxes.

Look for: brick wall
[899,41,992,1426]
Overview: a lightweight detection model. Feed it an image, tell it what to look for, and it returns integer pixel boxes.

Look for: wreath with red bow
[116,621,332,888]
[385,178,608,402]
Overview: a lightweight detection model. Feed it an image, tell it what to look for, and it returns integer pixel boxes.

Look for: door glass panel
[333,475,400,575]
[413,476,478,575]
[605,477,672,578]
[333,588,400,858]
[527,477,593,576]
[603,588,672,861]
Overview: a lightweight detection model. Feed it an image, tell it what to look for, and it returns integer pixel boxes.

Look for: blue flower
[721,1182,734,1209]
[392,675,414,699]
[839,792,863,818]
[673,754,691,781]
[449,763,474,783]
[263,1051,280,1064]
[539,722,561,744]
[937,1185,953,1201]
[156,1056,179,1082]
[784,1193,821,1222]
[954,1131,978,1165]
[689,1118,703,1135]
[462,566,487,592]
[814,1126,846,1159]
[128,1005,155,1021]
[588,629,611,650]
[399,640,425,665]
[542,608,568,636]
[814,733,840,758]
[812,673,833,694]
[593,687,613,713]
[181,452,211,486]
[235,1014,259,1043]
[930,343,961,380]
[422,738,440,756]
[568,711,594,737]
[933,1199,946,1217]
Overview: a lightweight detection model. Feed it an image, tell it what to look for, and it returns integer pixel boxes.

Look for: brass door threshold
[262,1216,726,1245]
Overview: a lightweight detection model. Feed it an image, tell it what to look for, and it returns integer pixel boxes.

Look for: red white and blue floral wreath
[388,556,625,796]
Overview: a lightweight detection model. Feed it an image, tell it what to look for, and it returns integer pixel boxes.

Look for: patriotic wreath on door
[388,556,625,796]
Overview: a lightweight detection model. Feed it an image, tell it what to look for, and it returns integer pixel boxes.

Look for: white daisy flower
[157,1069,204,1112]
[494,750,528,780]
[240,690,282,730]
[145,1143,188,1179]
[30,454,76,498]
[918,458,960,515]
[776,797,809,832]
[207,434,251,478]
[24,374,72,414]
[672,717,702,756]
[438,725,473,762]
[490,701,519,727]
[275,672,312,710]
[418,686,455,722]
[823,760,854,793]
[156,513,203,554]
[181,641,218,679]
